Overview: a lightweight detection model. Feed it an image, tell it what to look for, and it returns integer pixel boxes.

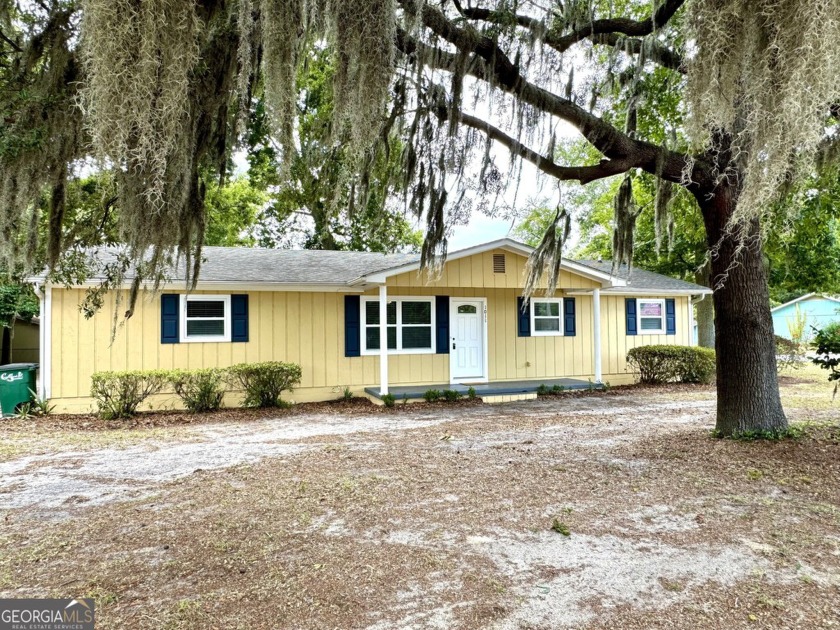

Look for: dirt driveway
[1,373,839,629]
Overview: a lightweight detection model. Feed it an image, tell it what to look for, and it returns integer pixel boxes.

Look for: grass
[550,519,571,536]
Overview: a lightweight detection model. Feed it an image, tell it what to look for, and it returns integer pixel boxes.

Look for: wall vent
[493,254,506,274]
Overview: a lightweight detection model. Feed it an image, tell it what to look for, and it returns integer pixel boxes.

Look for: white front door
[450,299,486,381]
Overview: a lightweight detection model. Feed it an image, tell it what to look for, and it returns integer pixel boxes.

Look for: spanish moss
[524,207,572,298]
[612,175,641,272]
[686,0,840,238]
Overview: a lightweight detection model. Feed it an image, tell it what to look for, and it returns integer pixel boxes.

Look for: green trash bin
[0,362,38,417]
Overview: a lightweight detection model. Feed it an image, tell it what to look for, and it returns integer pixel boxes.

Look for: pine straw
[1,378,839,628]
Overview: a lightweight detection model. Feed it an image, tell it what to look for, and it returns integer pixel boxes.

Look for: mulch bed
[0,394,487,433]
[0,381,723,434]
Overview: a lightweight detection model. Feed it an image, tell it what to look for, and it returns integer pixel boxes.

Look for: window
[637,299,666,334]
[361,297,435,354]
[457,304,477,314]
[180,295,231,342]
[530,298,563,336]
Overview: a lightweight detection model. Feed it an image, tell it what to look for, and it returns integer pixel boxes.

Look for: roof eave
[40,279,366,293]
[566,287,713,296]
[770,292,840,312]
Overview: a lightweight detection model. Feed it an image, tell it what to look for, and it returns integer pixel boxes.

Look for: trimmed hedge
[226,361,302,408]
[170,368,226,413]
[90,361,303,418]
[626,345,716,385]
[90,370,170,419]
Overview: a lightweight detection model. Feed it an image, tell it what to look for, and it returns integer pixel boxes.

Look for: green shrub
[443,389,461,402]
[775,334,804,372]
[467,386,477,400]
[812,322,840,394]
[424,389,442,403]
[169,369,225,413]
[226,362,302,408]
[342,386,353,402]
[626,345,716,385]
[538,384,566,396]
[382,393,396,408]
[15,389,54,419]
[91,370,170,419]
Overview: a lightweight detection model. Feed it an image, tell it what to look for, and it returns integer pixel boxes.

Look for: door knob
[452,342,456,349]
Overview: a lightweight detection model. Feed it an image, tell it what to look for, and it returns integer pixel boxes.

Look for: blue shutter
[517,297,531,337]
[436,296,450,354]
[344,295,361,357]
[161,294,180,344]
[231,294,249,342]
[625,298,638,336]
[665,298,676,335]
[563,297,576,336]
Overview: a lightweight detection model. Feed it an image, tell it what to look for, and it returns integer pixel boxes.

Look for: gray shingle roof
[576,260,709,293]
[88,246,420,285]
[73,245,708,293]
[190,247,421,284]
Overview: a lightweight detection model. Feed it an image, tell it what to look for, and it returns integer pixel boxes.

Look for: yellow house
[32,238,711,413]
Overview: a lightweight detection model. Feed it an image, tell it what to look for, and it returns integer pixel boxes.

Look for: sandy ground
[1,370,839,629]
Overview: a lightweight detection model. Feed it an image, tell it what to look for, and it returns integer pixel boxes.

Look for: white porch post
[592,288,602,384]
[379,284,389,396]
[688,295,697,346]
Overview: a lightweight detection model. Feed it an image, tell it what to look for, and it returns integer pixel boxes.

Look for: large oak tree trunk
[696,181,787,436]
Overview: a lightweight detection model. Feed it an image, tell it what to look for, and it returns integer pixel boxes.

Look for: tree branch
[395,6,708,187]
[452,110,636,184]
[547,0,685,48]
[0,28,23,53]
[587,33,684,73]
[459,2,685,72]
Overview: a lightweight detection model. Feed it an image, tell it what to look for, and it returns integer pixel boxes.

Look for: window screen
[362,298,434,353]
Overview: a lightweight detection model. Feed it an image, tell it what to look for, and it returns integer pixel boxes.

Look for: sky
[448,213,511,250]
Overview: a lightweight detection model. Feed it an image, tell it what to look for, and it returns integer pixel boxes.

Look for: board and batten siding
[598,295,693,376]
[49,284,692,412]
[385,249,601,290]
[50,288,448,412]
[47,287,689,412]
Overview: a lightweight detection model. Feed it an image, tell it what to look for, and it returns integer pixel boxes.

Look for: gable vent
[493,253,506,274]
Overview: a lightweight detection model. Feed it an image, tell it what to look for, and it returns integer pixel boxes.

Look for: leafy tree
[765,173,840,305]
[203,177,265,248]
[246,47,421,253]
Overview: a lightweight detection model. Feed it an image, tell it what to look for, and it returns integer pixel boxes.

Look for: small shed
[771,293,840,340]
[0,316,40,365]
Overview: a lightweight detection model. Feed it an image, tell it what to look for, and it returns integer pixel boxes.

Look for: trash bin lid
[0,362,39,370]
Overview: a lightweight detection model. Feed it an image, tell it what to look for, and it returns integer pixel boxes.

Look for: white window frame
[636,298,666,335]
[180,294,231,343]
[530,297,565,337]
[360,296,436,355]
